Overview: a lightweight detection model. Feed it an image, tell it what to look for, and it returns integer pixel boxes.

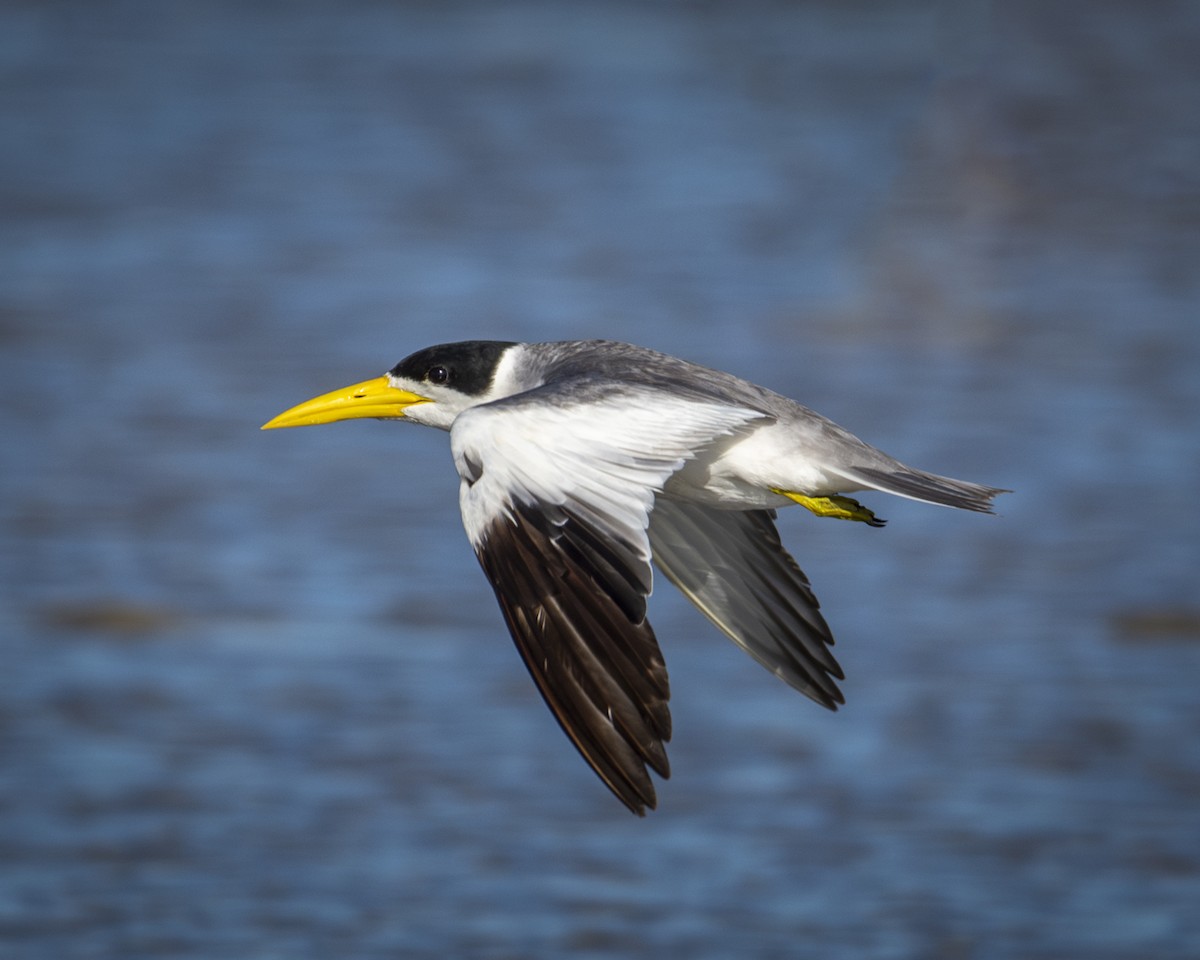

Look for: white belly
[662,423,858,509]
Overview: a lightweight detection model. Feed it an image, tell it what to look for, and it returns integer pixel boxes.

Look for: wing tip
[624,794,656,817]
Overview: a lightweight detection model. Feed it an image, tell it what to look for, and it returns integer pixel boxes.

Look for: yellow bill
[261,376,430,430]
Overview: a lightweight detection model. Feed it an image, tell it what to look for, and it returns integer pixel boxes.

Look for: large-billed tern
[263,339,1006,814]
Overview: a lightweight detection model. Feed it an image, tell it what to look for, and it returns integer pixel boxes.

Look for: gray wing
[647,500,845,709]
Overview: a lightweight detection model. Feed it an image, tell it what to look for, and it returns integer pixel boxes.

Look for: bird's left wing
[648,500,844,709]
[451,386,766,814]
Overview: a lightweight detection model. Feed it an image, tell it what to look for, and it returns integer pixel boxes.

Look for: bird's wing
[647,500,845,709]
[451,386,767,814]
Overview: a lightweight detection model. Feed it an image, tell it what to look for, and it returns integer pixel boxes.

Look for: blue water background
[2,3,1198,957]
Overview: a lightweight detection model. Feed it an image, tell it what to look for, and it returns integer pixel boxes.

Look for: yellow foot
[770,489,887,527]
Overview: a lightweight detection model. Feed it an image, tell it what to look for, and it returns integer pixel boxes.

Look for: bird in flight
[263,340,1005,814]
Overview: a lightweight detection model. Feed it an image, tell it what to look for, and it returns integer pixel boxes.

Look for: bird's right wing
[450,386,767,814]
[647,500,845,709]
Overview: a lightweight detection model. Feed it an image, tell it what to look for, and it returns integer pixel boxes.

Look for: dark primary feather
[474,501,671,816]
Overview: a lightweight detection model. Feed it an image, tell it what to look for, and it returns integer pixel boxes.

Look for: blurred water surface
[2,2,1199,958]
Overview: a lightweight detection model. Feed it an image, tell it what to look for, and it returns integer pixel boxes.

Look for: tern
[263,339,1006,814]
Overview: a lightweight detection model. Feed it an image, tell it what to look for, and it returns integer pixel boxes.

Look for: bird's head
[261,340,519,433]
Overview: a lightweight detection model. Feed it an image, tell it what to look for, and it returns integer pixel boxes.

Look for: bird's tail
[842,465,1008,514]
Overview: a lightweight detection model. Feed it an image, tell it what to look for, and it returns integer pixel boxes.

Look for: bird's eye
[427,365,449,384]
